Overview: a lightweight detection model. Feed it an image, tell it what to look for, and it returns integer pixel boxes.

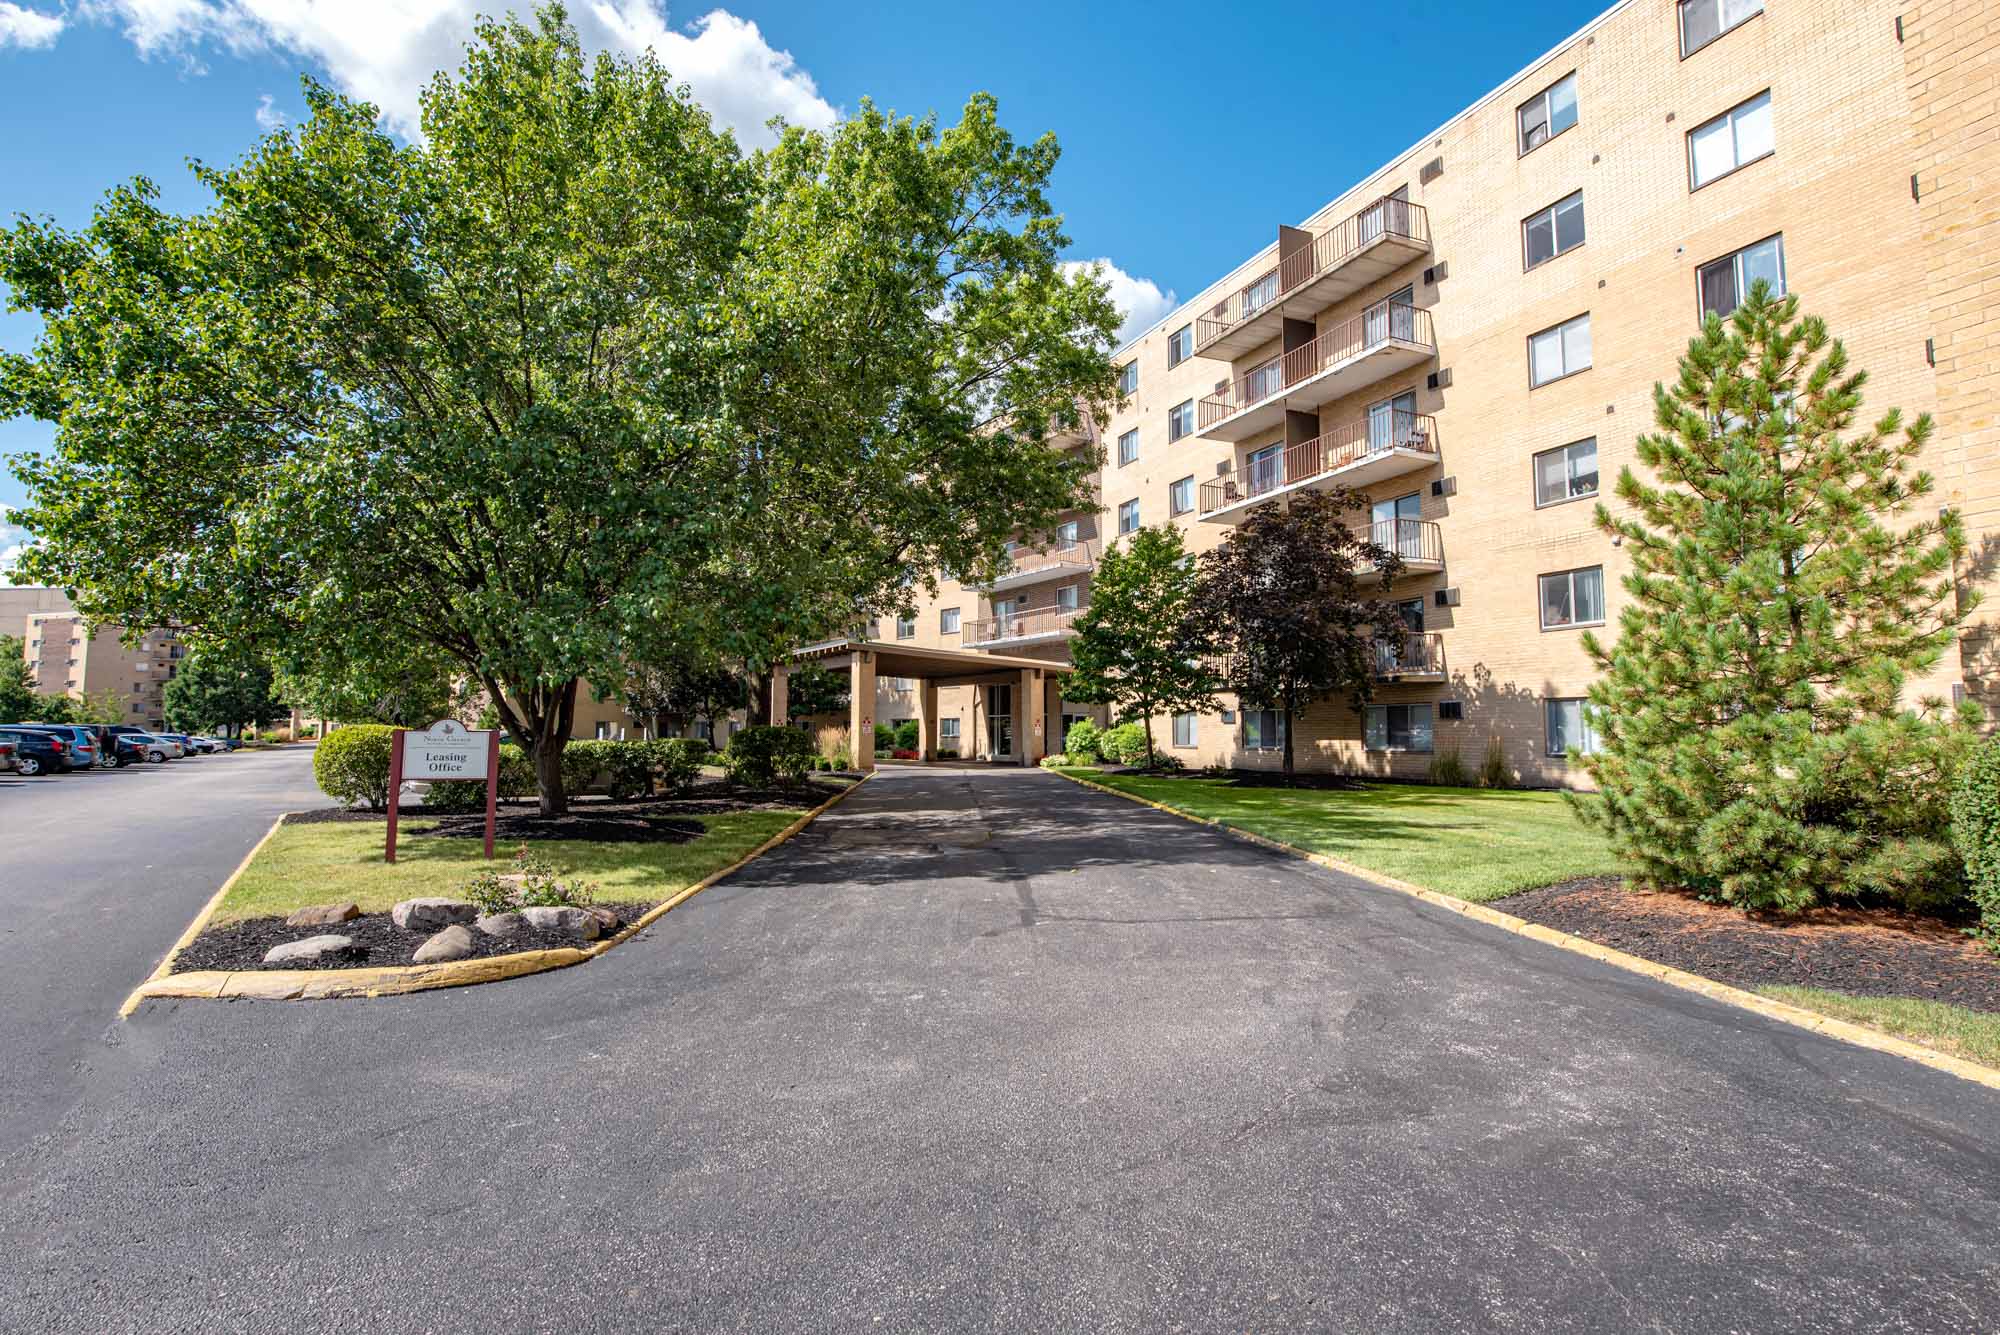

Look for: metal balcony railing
[1372,632,1445,678]
[964,605,1086,645]
[991,539,1097,581]
[1362,518,1444,567]
[1198,301,1433,430]
[1198,411,1438,514]
[1193,196,1430,352]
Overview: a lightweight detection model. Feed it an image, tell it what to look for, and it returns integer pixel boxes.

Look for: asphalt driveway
[4,765,1999,1332]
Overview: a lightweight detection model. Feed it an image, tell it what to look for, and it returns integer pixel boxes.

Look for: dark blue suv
[0,726,76,777]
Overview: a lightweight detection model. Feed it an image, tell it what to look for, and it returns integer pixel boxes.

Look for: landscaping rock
[262,934,360,966]
[474,911,523,939]
[390,897,477,931]
[585,906,622,935]
[519,905,600,940]
[412,924,477,964]
[284,902,362,929]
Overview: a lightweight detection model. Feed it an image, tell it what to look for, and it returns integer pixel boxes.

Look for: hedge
[724,725,815,787]
[314,724,397,810]
[1952,736,2000,948]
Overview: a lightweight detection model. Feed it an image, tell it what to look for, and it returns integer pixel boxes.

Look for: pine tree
[1575,284,1978,911]
[1066,525,1217,768]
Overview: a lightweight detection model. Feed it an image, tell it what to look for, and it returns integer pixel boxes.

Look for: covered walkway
[776,638,1072,772]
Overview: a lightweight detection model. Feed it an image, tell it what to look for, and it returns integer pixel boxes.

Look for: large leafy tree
[1193,488,1400,780]
[275,644,463,728]
[0,6,1116,814]
[161,646,285,736]
[785,662,851,722]
[0,636,38,721]
[1066,525,1216,767]
[1575,284,1977,911]
[620,652,748,739]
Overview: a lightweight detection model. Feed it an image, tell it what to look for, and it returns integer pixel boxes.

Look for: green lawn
[212,810,804,925]
[1060,770,1615,902]
[1761,986,2000,1069]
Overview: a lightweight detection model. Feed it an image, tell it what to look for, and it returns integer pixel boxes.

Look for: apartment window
[1172,712,1197,748]
[1698,235,1785,320]
[1546,698,1602,756]
[1057,584,1079,612]
[1517,72,1578,154]
[1117,428,1139,466]
[1533,437,1600,507]
[940,717,960,741]
[941,607,961,634]
[1169,476,1195,515]
[1167,400,1195,443]
[594,721,617,740]
[1241,270,1279,318]
[896,614,916,639]
[1522,191,1585,270]
[1528,313,1592,387]
[1243,357,1283,404]
[1539,565,1606,629]
[1365,704,1434,753]
[1056,521,1080,549]
[1118,498,1140,534]
[1243,709,1285,751]
[1680,0,1763,57]
[1689,91,1773,189]
[1167,324,1193,367]
[1117,361,1138,395]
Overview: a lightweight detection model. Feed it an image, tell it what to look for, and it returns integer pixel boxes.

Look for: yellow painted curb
[122,775,871,1011]
[1052,768,2000,1094]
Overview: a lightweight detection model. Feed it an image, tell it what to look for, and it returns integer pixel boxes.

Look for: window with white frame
[1679,0,1763,57]
[1118,428,1139,465]
[941,607,961,634]
[1688,91,1773,189]
[1243,709,1285,751]
[1118,498,1140,534]
[1057,520,1079,548]
[1172,712,1197,747]
[1533,437,1599,507]
[1545,697,1602,756]
[1523,191,1585,270]
[1167,324,1193,367]
[1117,361,1138,395]
[1364,703,1433,752]
[1169,476,1195,515]
[1056,583,1079,612]
[1528,313,1592,387]
[940,717,960,741]
[1539,566,1606,629]
[1167,400,1195,442]
[896,614,916,639]
[1698,234,1785,319]
[1517,71,1578,154]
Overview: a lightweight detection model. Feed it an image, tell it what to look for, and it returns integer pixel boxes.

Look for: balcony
[1193,196,1432,361]
[965,605,1085,648]
[1197,301,1435,442]
[1372,632,1445,681]
[982,540,1097,592]
[1199,411,1439,520]
[1362,518,1444,575]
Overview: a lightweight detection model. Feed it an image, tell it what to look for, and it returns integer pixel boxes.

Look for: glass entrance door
[1372,491,1424,559]
[986,683,1013,761]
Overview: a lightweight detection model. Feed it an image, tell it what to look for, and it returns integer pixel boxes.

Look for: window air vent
[1431,476,1456,498]
[1435,587,1461,608]
[1419,156,1444,184]
[1427,368,1452,390]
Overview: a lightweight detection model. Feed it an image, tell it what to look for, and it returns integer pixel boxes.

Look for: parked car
[107,734,151,766]
[186,736,224,754]
[18,723,100,769]
[0,738,16,774]
[122,733,178,764]
[214,737,245,751]
[156,732,197,757]
[0,727,75,776]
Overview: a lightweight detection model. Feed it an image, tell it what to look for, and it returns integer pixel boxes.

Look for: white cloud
[80,1,837,147]
[1064,258,1177,346]
[0,2,65,49]
[254,92,287,130]
[0,505,34,586]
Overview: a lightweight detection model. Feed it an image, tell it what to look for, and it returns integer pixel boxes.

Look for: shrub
[1063,718,1103,763]
[654,737,708,791]
[425,743,535,812]
[1138,752,1185,772]
[935,747,959,760]
[561,739,613,796]
[1038,753,1071,768]
[602,741,656,800]
[890,748,918,760]
[892,719,919,750]
[725,725,815,787]
[874,722,896,753]
[464,845,596,915]
[1428,747,1470,786]
[1479,737,1512,789]
[1952,738,2000,945]
[1098,721,1149,766]
[314,724,395,810]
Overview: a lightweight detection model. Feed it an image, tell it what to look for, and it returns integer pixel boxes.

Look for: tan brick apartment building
[866,0,1999,785]
[3,587,182,729]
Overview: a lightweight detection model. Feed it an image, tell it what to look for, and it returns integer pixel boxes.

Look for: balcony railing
[1372,632,1445,678]
[1363,518,1444,568]
[987,539,1097,587]
[1198,301,1433,431]
[1194,197,1430,354]
[1198,411,1439,514]
[965,605,1086,646]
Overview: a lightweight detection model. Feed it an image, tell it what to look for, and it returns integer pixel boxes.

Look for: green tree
[784,662,851,722]
[0,636,34,720]
[1192,489,1400,781]
[273,646,461,728]
[1066,525,1218,768]
[0,6,1116,816]
[161,647,285,736]
[1575,284,1977,911]
[619,652,748,739]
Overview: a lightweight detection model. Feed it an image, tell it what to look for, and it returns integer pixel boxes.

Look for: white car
[126,733,181,763]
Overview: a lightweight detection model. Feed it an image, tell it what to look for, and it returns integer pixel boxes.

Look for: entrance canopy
[779,638,1071,771]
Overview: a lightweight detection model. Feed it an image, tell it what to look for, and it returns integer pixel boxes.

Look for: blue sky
[0,0,1613,559]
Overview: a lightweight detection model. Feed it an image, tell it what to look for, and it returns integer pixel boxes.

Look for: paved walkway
[4,765,1999,1332]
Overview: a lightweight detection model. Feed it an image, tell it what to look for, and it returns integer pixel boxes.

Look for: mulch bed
[408,811,705,844]
[282,778,840,841]
[172,900,657,973]
[1503,877,2000,1013]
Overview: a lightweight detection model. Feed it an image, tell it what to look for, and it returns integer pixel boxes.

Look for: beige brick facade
[7,589,183,728]
[885,0,1991,785]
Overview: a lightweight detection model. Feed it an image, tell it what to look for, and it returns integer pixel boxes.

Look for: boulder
[412,924,477,964]
[284,902,361,929]
[520,905,601,940]
[584,906,622,934]
[474,911,524,939]
[263,934,360,966]
[390,897,477,931]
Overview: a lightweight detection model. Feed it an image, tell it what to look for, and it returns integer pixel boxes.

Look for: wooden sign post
[385,719,500,863]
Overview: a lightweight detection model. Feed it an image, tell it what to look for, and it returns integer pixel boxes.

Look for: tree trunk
[747,670,772,726]
[534,731,568,818]
[1281,690,1296,782]
[1143,711,1156,770]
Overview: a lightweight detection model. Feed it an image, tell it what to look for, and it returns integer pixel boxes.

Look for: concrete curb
[1053,768,2000,1093]
[122,775,871,1011]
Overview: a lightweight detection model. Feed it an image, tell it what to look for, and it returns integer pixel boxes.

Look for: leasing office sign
[385,719,499,862]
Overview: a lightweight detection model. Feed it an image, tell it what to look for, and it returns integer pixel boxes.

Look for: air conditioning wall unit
[1435,587,1461,607]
